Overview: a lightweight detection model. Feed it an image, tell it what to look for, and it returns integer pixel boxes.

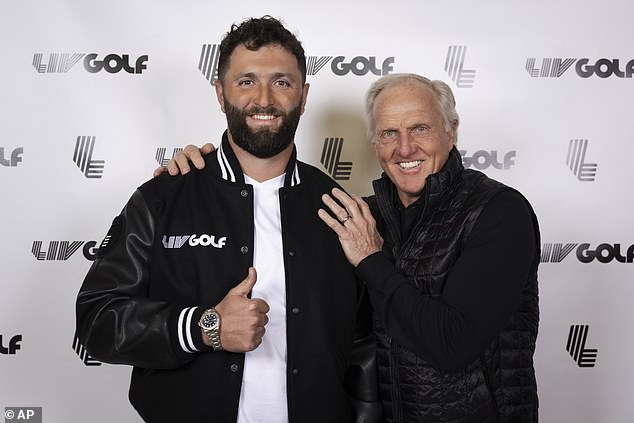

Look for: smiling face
[372,82,456,207]
[215,43,309,158]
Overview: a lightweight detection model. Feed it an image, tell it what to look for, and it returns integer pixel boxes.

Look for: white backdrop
[1,1,633,422]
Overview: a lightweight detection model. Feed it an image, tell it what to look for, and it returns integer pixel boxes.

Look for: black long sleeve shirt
[356,190,537,371]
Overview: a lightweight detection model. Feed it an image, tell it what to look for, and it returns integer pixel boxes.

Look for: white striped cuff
[177,306,201,353]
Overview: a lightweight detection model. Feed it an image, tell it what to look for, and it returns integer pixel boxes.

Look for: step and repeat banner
[1,1,632,422]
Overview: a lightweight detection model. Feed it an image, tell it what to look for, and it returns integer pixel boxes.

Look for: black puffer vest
[368,148,539,423]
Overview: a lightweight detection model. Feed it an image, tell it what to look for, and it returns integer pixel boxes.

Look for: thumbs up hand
[211,267,270,352]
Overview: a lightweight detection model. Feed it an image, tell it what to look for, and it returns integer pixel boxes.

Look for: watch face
[202,312,218,330]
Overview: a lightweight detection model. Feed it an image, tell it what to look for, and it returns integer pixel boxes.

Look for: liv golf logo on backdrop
[526,57,634,78]
[541,243,634,263]
[566,139,597,181]
[0,334,22,355]
[306,55,395,77]
[460,150,516,170]
[73,136,105,178]
[0,147,23,167]
[444,45,476,88]
[197,44,395,80]
[566,324,598,367]
[199,44,220,85]
[33,53,148,74]
[320,138,353,180]
[156,147,184,166]
[31,241,99,261]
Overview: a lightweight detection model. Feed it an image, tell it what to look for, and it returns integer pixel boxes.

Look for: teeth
[399,160,422,169]
[251,114,275,120]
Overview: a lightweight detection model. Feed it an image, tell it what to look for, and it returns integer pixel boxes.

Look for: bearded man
[75,16,380,423]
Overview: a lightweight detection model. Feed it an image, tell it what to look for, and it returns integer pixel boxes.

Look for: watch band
[199,307,223,351]
[207,327,222,351]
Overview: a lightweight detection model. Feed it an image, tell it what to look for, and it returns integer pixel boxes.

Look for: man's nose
[254,85,273,108]
[396,132,416,156]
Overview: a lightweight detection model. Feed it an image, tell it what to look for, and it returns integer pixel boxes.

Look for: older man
[319,74,540,422]
[165,73,540,422]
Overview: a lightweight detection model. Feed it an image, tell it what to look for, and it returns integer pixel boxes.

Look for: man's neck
[228,136,293,183]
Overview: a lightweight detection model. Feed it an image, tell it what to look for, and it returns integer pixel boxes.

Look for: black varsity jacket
[76,132,381,423]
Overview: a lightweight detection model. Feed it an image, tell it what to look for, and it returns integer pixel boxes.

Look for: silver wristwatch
[198,307,222,351]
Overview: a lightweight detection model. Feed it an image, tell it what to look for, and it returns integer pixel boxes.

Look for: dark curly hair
[217,16,306,84]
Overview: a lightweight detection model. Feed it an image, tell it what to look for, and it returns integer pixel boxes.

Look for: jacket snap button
[240,190,248,197]
[292,368,299,375]
[230,364,239,372]
[292,307,300,314]
[240,246,249,254]
[288,250,295,257]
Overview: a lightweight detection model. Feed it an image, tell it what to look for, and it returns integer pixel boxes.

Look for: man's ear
[215,81,226,113]
[448,121,459,146]
[372,141,381,157]
[299,83,310,115]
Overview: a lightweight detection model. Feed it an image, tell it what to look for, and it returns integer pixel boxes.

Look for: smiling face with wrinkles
[372,82,456,207]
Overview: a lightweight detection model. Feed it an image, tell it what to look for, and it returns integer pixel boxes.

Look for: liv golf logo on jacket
[33,52,148,74]
[72,333,101,366]
[320,138,353,180]
[566,324,597,367]
[162,234,227,249]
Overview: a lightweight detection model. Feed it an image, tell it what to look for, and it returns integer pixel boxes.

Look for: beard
[224,100,302,158]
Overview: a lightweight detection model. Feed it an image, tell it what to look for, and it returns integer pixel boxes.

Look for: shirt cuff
[170,306,211,357]
[355,251,398,290]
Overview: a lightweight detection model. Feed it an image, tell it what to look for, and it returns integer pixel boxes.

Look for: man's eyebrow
[407,122,430,129]
[235,71,297,81]
[236,72,298,82]
[235,72,257,79]
[272,72,292,79]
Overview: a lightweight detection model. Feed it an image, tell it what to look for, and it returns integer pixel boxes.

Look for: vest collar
[373,146,463,241]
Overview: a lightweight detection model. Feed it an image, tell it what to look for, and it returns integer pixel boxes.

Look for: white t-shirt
[237,174,288,423]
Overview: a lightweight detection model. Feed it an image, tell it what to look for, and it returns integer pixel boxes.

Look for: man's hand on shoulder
[153,143,215,177]
[318,188,384,267]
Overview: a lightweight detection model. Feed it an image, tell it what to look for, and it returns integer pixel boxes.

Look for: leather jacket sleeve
[75,189,206,369]
[346,284,385,423]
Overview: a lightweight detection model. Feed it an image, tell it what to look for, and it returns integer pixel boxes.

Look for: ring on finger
[340,215,351,223]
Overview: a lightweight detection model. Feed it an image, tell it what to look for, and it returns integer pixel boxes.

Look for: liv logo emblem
[566,139,597,181]
[566,324,597,368]
[73,136,104,179]
[199,44,220,85]
[444,45,475,88]
[72,334,101,366]
[320,138,352,181]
